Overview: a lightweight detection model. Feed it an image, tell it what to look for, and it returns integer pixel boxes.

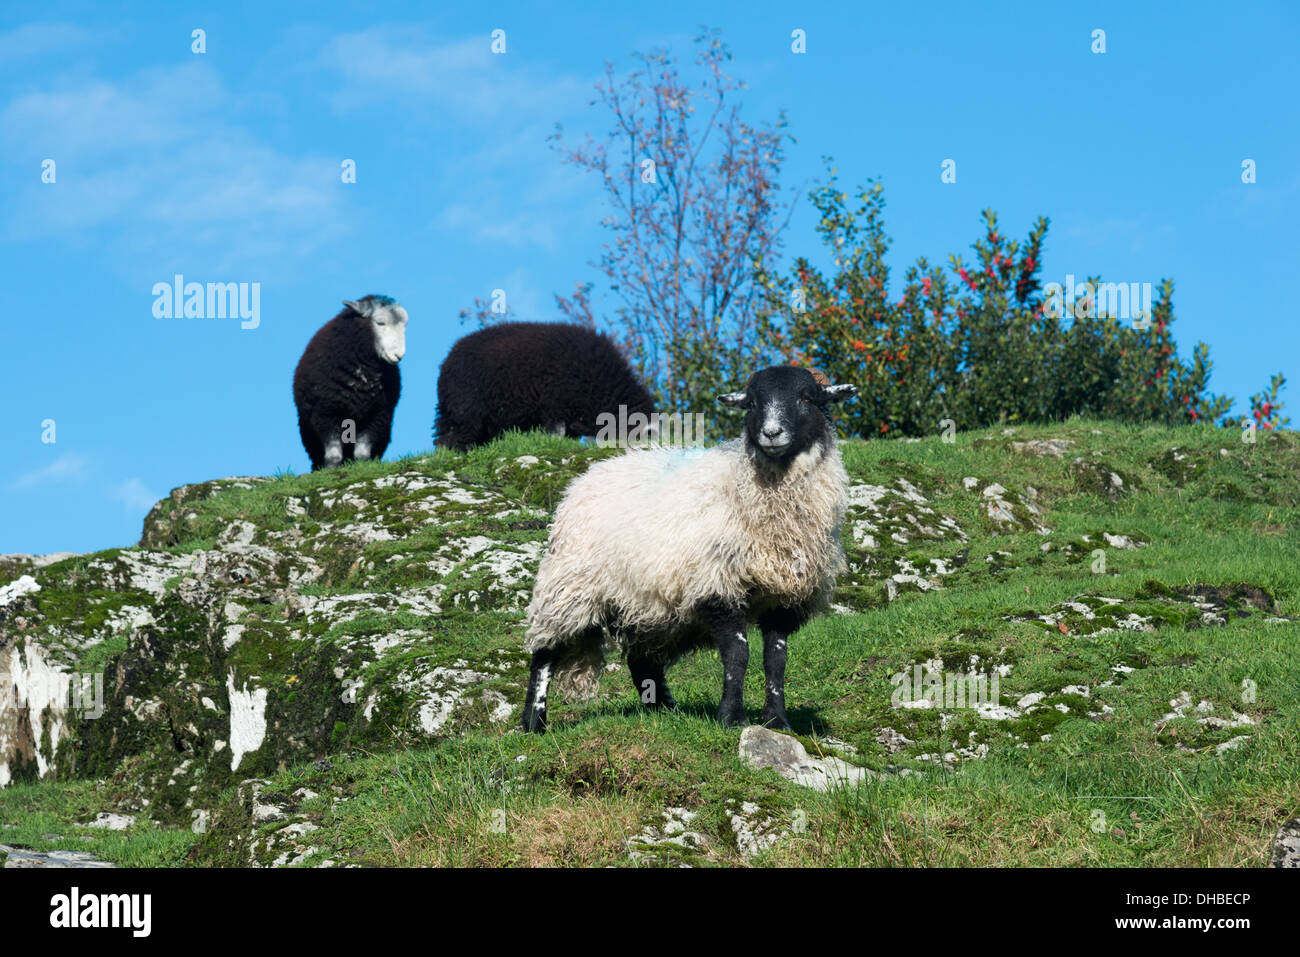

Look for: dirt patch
[1173,584,1276,617]
[513,801,643,867]
[539,740,665,799]
[1150,447,1201,487]
[1070,457,1134,502]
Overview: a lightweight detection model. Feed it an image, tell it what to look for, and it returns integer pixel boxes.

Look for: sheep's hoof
[521,711,547,734]
[762,713,792,732]
[646,690,677,711]
[717,706,747,728]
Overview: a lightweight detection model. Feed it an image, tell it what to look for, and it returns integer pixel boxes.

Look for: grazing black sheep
[434,321,655,451]
[293,295,407,470]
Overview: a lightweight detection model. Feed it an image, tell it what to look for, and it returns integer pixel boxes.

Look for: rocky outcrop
[0,456,575,823]
[0,445,992,821]
[4,427,1291,863]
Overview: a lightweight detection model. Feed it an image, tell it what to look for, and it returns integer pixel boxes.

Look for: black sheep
[293,295,407,470]
[434,322,655,450]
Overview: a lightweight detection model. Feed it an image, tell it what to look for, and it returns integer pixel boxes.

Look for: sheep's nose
[762,425,783,438]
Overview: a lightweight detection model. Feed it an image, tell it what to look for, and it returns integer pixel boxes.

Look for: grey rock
[1271,819,1300,868]
[0,844,115,868]
[85,812,135,831]
[876,727,913,753]
[628,807,706,867]
[1009,439,1075,457]
[0,464,543,821]
[738,725,876,792]
[726,800,784,859]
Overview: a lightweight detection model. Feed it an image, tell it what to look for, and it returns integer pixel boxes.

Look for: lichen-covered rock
[977,481,1051,533]
[726,799,785,859]
[627,807,708,867]
[1008,583,1287,637]
[836,469,969,607]
[193,777,347,867]
[738,725,876,792]
[0,844,116,868]
[1272,819,1300,868]
[1070,457,1133,502]
[0,457,561,823]
[1009,438,1075,457]
[0,553,81,586]
[140,477,269,549]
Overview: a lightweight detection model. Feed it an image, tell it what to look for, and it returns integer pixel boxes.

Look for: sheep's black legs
[709,607,750,727]
[628,653,675,710]
[758,607,808,731]
[298,413,325,471]
[521,648,556,733]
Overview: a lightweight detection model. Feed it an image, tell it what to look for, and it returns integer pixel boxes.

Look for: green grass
[0,779,194,867]
[5,418,1299,866]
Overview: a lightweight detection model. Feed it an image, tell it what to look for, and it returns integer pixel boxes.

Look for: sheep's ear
[717,391,748,408]
[343,299,367,317]
[820,383,858,404]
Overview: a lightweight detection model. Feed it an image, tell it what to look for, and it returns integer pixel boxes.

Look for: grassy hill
[1,419,1297,867]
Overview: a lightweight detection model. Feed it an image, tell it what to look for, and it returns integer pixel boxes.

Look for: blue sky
[3,1,1297,554]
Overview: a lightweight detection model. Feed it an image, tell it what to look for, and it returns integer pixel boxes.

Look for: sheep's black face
[717,366,857,465]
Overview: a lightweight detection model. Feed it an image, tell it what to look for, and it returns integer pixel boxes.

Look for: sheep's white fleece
[525,439,849,662]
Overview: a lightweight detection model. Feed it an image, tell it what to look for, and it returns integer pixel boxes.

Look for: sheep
[293,295,407,470]
[434,321,655,451]
[520,365,858,733]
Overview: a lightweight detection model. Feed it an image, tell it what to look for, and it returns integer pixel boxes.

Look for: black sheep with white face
[293,295,408,470]
[718,366,857,471]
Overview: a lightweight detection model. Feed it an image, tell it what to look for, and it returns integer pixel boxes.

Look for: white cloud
[11,453,90,490]
[484,266,551,321]
[0,22,609,281]
[0,61,351,272]
[437,199,564,251]
[110,478,159,512]
[1061,215,1173,254]
[320,27,584,119]
[320,25,603,253]
[0,22,94,63]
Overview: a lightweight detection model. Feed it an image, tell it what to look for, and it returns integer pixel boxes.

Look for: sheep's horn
[821,383,858,403]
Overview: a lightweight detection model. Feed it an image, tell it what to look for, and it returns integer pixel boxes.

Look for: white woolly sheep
[520,365,857,733]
